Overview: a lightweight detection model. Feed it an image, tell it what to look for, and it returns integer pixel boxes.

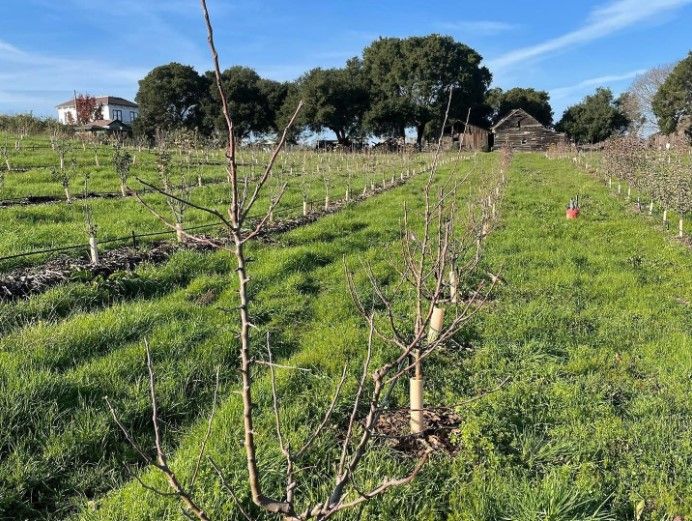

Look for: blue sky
[1,0,691,122]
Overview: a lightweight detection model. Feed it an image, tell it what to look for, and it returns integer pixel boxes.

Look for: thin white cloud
[437,20,517,35]
[488,0,692,71]
[0,37,147,112]
[549,69,646,100]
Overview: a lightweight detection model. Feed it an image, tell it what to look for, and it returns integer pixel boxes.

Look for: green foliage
[363,34,491,144]
[289,59,370,144]
[203,66,284,140]
[557,88,630,144]
[487,87,554,126]
[652,51,692,138]
[134,62,209,138]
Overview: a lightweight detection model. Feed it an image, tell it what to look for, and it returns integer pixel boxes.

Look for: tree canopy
[556,88,630,144]
[652,51,692,138]
[363,35,491,145]
[133,35,499,144]
[203,66,285,140]
[290,59,370,144]
[487,87,553,127]
[134,62,209,138]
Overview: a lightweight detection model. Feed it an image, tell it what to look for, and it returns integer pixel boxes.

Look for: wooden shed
[440,123,490,151]
[491,108,566,151]
[455,123,490,151]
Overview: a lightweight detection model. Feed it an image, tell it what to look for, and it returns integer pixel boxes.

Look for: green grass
[0,156,496,520]
[77,152,690,521]
[0,136,440,269]
[1,151,689,521]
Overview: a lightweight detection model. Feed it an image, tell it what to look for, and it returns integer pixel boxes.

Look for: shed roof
[491,108,541,132]
[82,119,131,131]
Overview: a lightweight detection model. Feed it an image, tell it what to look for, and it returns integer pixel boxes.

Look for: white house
[56,96,139,125]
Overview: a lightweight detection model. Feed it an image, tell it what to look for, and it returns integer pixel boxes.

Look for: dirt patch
[0,192,124,207]
[0,240,216,302]
[372,408,461,457]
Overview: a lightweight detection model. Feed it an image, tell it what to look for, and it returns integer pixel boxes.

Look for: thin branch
[295,363,348,459]
[134,178,232,228]
[190,366,221,490]
[209,458,255,521]
[240,101,304,223]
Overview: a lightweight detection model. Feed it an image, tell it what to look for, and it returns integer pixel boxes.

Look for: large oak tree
[203,66,288,141]
[289,59,370,145]
[363,35,491,145]
[556,88,630,144]
[652,52,692,139]
[134,62,208,138]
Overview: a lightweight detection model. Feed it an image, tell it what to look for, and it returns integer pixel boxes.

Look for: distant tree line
[3,37,689,147]
[133,34,564,146]
[556,51,692,144]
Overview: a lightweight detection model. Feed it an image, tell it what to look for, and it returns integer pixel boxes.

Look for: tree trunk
[335,129,349,146]
[415,124,425,149]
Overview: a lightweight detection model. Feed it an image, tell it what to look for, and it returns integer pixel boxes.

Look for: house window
[113,109,123,121]
[517,120,521,128]
[130,111,137,121]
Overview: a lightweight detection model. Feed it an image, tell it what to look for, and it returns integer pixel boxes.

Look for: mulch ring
[372,408,462,457]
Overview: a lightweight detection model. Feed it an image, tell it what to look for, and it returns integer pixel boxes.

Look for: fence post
[132,230,137,248]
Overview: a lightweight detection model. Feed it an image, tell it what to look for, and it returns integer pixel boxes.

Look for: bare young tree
[50,159,74,203]
[626,65,674,136]
[0,139,11,172]
[113,141,134,196]
[107,2,503,520]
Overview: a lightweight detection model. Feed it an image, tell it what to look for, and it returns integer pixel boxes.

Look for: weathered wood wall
[457,123,489,150]
[492,109,566,151]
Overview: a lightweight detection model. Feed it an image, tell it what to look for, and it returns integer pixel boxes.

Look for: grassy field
[0,135,443,269]
[574,149,692,238]
[0,154,498,520]
[1,151,689,521]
